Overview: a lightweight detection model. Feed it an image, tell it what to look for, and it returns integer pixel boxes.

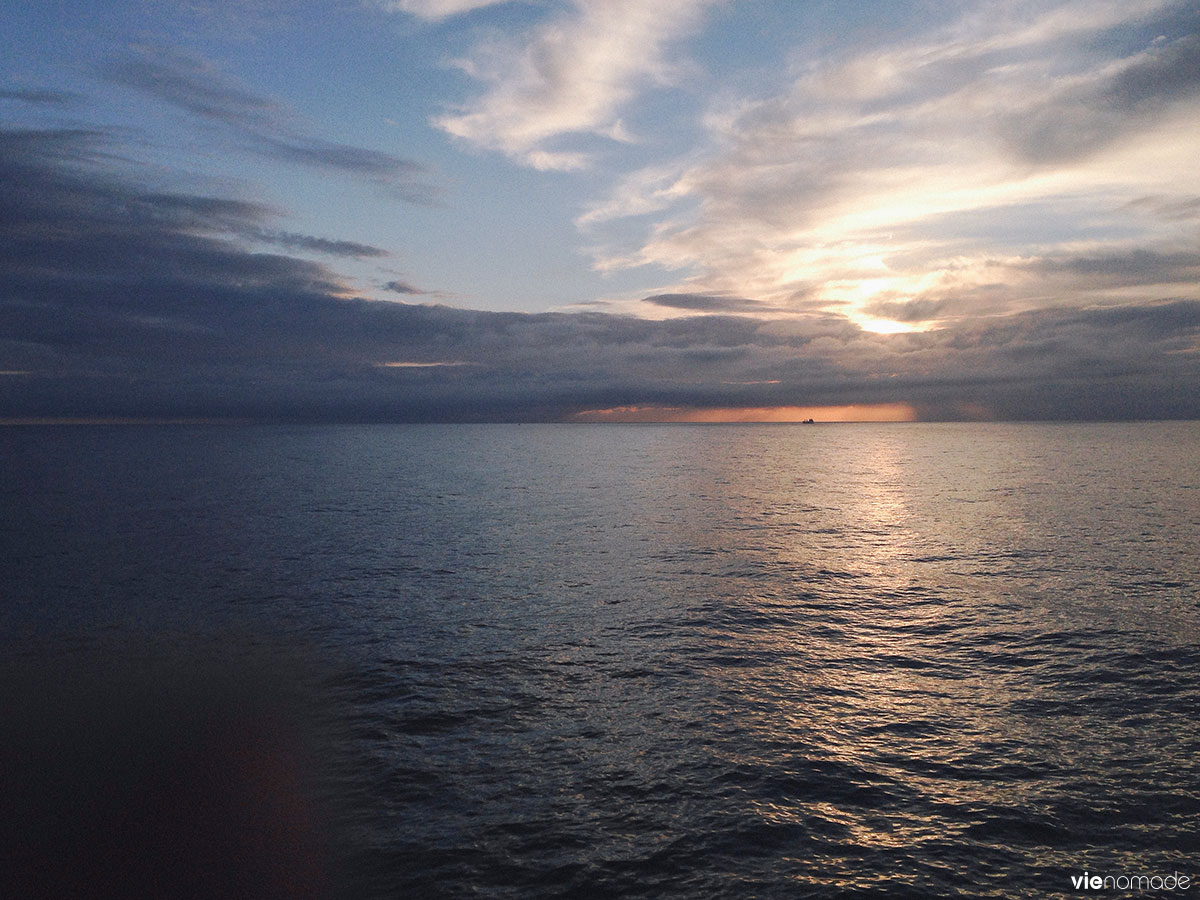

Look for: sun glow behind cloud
[578,0,1200,334]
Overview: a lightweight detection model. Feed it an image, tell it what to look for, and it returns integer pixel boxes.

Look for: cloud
[855,244,1200,327]
[254,134,424,180]
[575,163,695,229]
[1023,249,1200,285]
[242,230,389,258]
[583,1,1200,332]
[102,49,278,127]
[1124,194,1200,220]
[0,126,115,168]
[865,297,956,324]
[383,280,427,295]
[101,47,432,199]
[0,87,81,105]
[2,125,1198,422]
[1002,32,1200,164]
[377,0,513,20]
[435,0,716,170]
[0,128,343,305]
[642,293,773,313]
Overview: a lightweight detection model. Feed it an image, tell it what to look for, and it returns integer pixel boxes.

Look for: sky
[2,0,1199,422]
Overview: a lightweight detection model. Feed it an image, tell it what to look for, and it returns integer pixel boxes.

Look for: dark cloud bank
[2,127,1199,423]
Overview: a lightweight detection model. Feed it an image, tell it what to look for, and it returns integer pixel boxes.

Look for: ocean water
[3,422,1199,898]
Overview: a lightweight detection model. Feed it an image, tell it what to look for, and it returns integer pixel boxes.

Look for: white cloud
[575,161,693,226]
[584,0,1200,331]
[378,0,513,21]
[434,0,716,170]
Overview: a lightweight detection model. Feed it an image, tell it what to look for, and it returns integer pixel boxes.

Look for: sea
[2,422,1198,899]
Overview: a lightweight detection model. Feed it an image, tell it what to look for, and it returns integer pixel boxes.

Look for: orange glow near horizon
[572,403,917,423]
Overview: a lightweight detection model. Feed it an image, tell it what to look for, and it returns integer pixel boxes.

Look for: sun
[856,317,919,335]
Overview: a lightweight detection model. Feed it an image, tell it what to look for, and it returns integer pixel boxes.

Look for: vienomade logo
[1071,871,1191,892]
